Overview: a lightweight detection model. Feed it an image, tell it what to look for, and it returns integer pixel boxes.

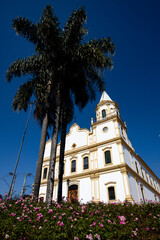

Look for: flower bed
[0,196,160,239]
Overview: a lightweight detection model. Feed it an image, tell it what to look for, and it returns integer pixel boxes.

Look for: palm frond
[12,17,38,45]
[63,7,87,52]
[6,55,42,82]
[12,80,35,112]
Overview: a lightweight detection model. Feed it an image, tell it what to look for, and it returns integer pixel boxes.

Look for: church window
[145,172,149,182]
[108,187,116,200]
[140,185,145,203]
[150,176,153,186]
[103,126,108,132]
[43,168,48,179]
[102,109,106,119]
[135,162,139,174]
[104,150,111,164]
[71,160,76,173]
[154,194,157,201]
[141,167,144,178]
[83,157,89,170]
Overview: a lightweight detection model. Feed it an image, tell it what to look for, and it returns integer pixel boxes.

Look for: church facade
[39,91,160,203]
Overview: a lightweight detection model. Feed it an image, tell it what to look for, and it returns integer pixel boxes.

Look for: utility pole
[8,103,34,198]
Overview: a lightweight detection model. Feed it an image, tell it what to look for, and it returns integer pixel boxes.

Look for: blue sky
[0,0,160,196]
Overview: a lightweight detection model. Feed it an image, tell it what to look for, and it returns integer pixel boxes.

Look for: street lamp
[20,173,31,198]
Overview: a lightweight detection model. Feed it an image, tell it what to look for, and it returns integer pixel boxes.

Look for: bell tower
[95,91,120,122]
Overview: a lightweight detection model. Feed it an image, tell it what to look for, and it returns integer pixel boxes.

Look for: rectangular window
[105,150,111,164]
[43,168,48,179]
[71,160,76,173]
[135,162,139,174]
[83,157,89,169]
[108,187,116,200]
[140,186,145,203]
[145,172,149,182]
[141,167,144,178]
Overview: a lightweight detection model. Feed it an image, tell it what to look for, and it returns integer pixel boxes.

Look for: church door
[69,185,78,202]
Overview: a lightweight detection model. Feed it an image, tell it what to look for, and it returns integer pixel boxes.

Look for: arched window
[102,109,106,119]
[140,185,145,203]
[43,168,48,179]
[71,160,76,173]
[108,187,116,200]
[83,157,89,170]
[104,150,111,164]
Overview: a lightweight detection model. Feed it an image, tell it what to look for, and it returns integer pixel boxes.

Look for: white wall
[99,171,125,202]
[128,173,139,203]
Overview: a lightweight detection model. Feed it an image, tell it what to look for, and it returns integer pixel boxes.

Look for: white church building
[39,91,160,203]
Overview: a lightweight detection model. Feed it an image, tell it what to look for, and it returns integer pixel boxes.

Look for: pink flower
[146,228,149,231]
[86,233,93,240]
[134,218,138,221]
[94,233,101,240]
[90,221,96,227]
[108,220,111,223]
[120,221,126,225]
[5,234,9,239]
[74,237,79,240]
[118,216,126,221]
[59,216,62,220]
[59,222,64,227]
[48,209,53,214]
[10,213,16,216]
[99,224,103,228]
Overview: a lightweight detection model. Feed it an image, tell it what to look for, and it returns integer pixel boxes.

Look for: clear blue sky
[0,0,160,197]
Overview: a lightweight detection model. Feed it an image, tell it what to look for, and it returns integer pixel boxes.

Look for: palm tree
[6,5,61,199]
[46,8,115,203]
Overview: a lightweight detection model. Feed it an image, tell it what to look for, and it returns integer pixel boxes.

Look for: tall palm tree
[46,8,115,204]
[6,5,61,199]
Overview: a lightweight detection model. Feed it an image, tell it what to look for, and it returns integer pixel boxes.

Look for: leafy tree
[6,5,60,199]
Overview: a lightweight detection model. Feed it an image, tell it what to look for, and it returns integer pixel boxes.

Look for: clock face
[103,127,108,132]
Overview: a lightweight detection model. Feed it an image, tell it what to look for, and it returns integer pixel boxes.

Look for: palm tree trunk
[46,93,61,204]
[33,113,48,199]
[57,112,67,203]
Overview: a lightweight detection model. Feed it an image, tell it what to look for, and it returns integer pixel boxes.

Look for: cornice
[95,100,119,111]
[126,164,160,195]
[40,163,126,185]
[121,138,160,183]
[92,115,127,130]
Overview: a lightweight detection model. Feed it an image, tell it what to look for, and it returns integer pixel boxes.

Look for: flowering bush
[0,196,160,239]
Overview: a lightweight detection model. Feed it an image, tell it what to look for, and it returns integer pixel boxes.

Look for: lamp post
[20,173,31,198]
[67,179,70,200]
[8,102,34,198]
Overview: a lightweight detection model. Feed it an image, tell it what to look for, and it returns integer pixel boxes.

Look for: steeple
[99,91,112,102]
[95,90,119,122]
